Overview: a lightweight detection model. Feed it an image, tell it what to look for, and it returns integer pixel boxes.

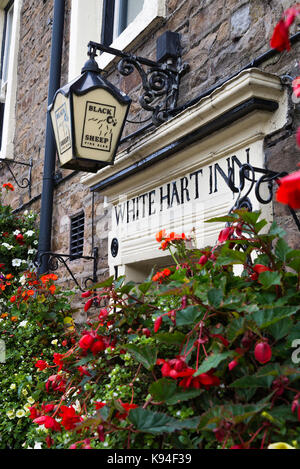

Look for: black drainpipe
[37,0,65,275]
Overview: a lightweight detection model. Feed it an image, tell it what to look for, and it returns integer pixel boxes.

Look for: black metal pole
[37,0,65,275]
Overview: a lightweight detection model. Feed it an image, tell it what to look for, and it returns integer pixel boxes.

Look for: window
[0,1,13,150]
[0,0,21,158]
[70,212,85,260]
[102,0,144,46]
[1,1,13,88]
[68,0,166,79]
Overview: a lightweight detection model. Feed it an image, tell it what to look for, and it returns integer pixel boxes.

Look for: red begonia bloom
[94,401,106,410]
[154,316,163,333]
[254,341,272,364]
[81,290,92,298]
[84,298,94,312]
[228,359,239,371]
[115,402,138,420]
[35,359,49,371]
[218,227,234,243]
[198,255,208,266]
[79,333,94,351]
[34,415,61,432]
[29,406,40,420]
[59,406,81,431]
[53,353,64,371]
[276,170,300,209]
[90,339,106,355]
[293,76,300,98]
[270,19,290,51]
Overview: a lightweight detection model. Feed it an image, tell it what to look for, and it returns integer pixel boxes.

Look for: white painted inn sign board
[82,69,288,281]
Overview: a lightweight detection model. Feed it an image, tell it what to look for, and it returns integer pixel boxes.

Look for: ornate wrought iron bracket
[0,157,33,198]
[35,247,99,292]
[87,38,189,126]
[227,163,300,232]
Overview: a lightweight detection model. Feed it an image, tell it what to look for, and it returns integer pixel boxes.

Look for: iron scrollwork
[35,248,99,292]
[227,163,300,232]
[87,41,189,126]
[117,56,189,125]
[0,158,32,198]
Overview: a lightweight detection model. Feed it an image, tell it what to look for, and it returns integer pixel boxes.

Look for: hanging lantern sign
[49,56,131,173]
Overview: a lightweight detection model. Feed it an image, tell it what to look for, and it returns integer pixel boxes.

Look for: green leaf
[205,214,238,223]
[149,378,202,404]
[91,276,114,290]
[217,247,246,266]
[258,271,281,289]
[207,289,223,308]
[199,403,267,429]
[267,318,293,341]
[226,317,245,342]
[128,408,200,434]
[268,221,286,238]
[176,306,202,326]
[288,257,300,273]
[236,210,261,225]
[124,344,157,370]
[138,281,152,294]
[155,331,186,346]
[252,306,299,329]
[230,375,275,389]
[275,238,292,262]
[194,352,233,376]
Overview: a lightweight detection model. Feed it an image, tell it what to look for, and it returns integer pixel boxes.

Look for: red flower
[228,359,239,371]
[276,170,300,209]
[2,183,14,191]
[90,339,105,355]
[81,290,92,298]
[94,401,106,410]
[10,295,16,303]
[15,233,25,245]
[79,333,94,351]
[218,227,234,243]
[270,19,290,51]
[78,366,91,377]
[34,415,61,432]
[29,406,40,420]
[155,229,166,243]
[154,316,163,333]
[84,298,93,312]
[53,353,64,371]
[293,76,300,98]
[59,406,81,431]
[35,359,49,371]
[198,255,208,266]
[115,402,138,420]
[254,341,272,364]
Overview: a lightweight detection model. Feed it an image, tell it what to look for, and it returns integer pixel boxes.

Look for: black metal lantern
[49,54,131,173]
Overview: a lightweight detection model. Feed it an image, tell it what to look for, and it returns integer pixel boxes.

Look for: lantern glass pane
[50,93,73,166]
[72,88,129,163]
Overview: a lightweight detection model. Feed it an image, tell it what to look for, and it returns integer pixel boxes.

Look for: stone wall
[0,0,300,321]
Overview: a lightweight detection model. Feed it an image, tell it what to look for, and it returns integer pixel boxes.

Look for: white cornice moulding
[81,68,288,190]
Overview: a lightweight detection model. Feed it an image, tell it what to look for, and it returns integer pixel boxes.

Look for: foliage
[0,184,75,449]
[26,210,300,450]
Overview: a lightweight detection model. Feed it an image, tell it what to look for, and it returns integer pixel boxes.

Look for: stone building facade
[0,0,299,322]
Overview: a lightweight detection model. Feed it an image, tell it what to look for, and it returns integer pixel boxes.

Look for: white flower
[33,240,38,245]
[21,260,27,264]
[19,320,28,328]
[13,230,21,236]
[6,410,15,419]
[34,442,42,449]
[9,384,16,390]
[51,339,58,346]
[27,397,35,405]
[21,388,28,396]
[28,249,36,255]
[24,230,34,237]
[12,259,22,267]
[23,210,28,216]
[19,275,26,285]
[2,243,13,250]
[16,409,26,418]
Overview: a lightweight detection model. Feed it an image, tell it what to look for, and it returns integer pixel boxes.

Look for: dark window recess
[70,212,85,260]
[101,0,115,46]
[0,102,5,151]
